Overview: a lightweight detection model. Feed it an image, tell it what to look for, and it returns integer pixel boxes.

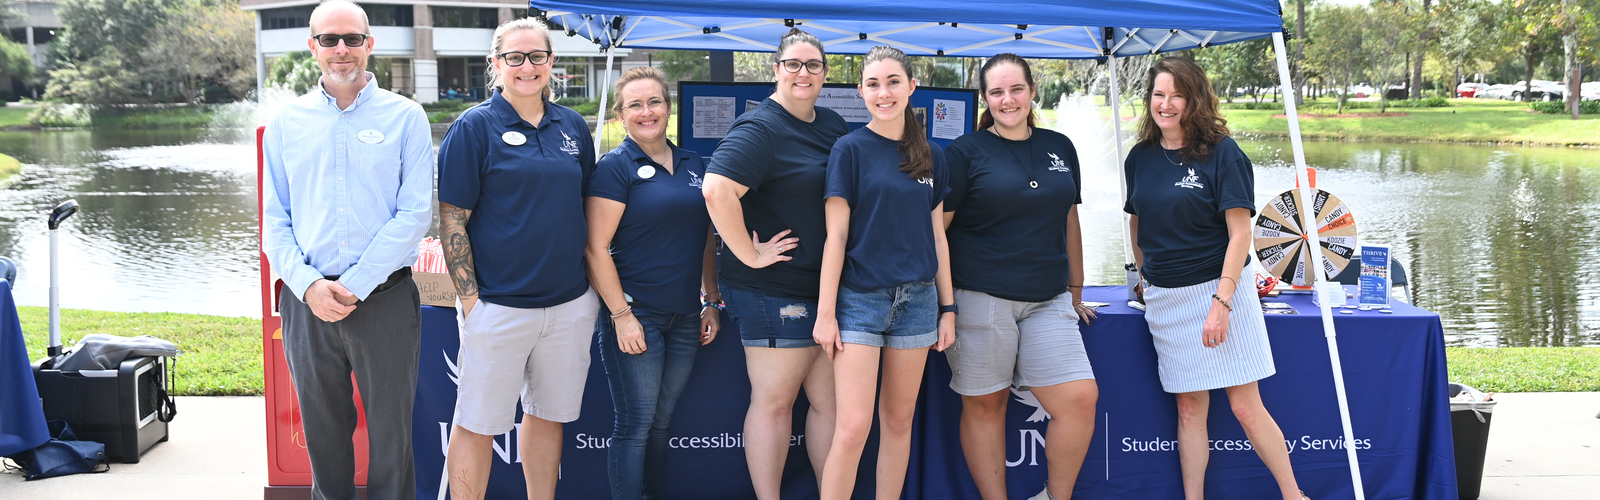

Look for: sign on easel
[1358,245,1391,308]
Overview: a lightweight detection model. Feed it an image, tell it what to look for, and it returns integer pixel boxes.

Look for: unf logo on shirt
[917,176,934,188]
[1175,168,1205,189]
[1047,152,1070,173]
[687,170,704,189]
[559,130,581,157]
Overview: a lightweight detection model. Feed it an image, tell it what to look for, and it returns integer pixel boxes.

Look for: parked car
[1510,80,1564,101]
[1456,82,1489,98]
[1479,84,1518,100]
[1346,84,1377,98]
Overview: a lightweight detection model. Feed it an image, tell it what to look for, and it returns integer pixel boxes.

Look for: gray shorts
[452,288,598,434]
[945,289,1095,396]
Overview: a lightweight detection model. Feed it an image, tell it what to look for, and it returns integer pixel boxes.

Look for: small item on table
[1262,302,1292,310]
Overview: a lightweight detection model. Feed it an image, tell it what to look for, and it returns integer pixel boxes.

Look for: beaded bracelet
[1211,294,1232,311]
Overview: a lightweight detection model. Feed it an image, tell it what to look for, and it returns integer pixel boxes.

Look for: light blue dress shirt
[262,74,433,302]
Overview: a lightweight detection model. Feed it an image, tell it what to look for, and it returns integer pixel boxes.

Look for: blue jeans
[837,280,939,349]
[595,303,703,500]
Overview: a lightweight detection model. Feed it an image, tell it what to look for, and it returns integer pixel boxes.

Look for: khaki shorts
[945,289,1094,396]
[452,288,598,434]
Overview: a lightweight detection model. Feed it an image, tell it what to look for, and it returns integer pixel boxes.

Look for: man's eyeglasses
[778,59,827,75]
[623,98,668,113]
[497,50,553,67]
[311,33,370,48]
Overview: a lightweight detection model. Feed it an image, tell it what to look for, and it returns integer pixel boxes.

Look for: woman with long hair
[942,53,1099,500]
[586,66,721,500]
[812,45,955,500]
[701,27,848,499]
[1124,56,1308,500]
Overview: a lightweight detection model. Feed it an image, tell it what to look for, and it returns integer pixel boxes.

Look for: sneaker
[1027,485,1057,500]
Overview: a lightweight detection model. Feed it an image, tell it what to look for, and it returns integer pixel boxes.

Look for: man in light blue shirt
[260,2,431,499]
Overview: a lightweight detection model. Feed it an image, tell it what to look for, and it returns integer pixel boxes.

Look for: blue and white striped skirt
[1142,270,1276,393]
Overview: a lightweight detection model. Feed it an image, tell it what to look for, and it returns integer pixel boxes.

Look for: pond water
[1,124,1596,347]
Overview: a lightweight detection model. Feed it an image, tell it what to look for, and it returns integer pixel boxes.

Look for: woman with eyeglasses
[812,45,954,500]
[585,66,721,500]
[436,18,599,500]
[702,27,849,499]
[1125,57,1307,500]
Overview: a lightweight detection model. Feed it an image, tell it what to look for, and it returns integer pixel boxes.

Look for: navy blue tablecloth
[411,286,1457,499]
[0,280,49,457]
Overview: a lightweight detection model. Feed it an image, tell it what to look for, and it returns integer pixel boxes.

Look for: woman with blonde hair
[586,65,721,500]
[437,17,597,500]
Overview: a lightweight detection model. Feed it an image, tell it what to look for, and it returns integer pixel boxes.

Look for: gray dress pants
[281,268,420,500]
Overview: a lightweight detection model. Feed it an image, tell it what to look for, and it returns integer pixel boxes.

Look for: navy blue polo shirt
[944,128,1083,303]
[1123,136,1256,288]
[825,127,949,293]
[436,90,596,308]
[706,97,851,300]
[589,137,712,315]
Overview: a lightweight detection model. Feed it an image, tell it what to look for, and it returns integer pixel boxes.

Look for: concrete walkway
[2,393,1596,499]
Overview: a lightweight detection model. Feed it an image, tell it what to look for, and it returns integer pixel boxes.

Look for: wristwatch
[938,303,958,315]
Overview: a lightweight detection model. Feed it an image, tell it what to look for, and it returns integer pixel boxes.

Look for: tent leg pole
[1107,54,1137,301]
[595,46,616,157]
[1273,31,1365,500]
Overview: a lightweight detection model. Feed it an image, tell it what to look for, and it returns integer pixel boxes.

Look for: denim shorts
[721,280,819,348]
[836,281,938,349]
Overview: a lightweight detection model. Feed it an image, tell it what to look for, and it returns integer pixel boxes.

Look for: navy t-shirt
[436,90,596,308]
[706,97,851,300]
[824,127,949,293]
[1123,136,1256,288]
[590,137,712,315]
[944,128,1083,303]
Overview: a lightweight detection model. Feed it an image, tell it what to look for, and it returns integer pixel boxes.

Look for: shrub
[28,102,93,127]
[427,111,454,123]
[1387,96,1450,108]
[1529,100,1598,115]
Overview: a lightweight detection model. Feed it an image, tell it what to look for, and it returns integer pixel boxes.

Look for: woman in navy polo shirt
[436,18,599,499]
[812,45,955,500]
[1124,57,1308,500]
[585,66,721,500]
[942,54,1099,500]
[701,28,849,499]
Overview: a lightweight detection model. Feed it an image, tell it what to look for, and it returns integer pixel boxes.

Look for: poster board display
[676,81,979,158]
[1359,245,1392,308]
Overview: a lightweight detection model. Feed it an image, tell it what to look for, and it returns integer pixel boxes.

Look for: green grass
[11,304,1595,396]
[1222,98,1600,146]
[0,153,19,181]
[17,307,262,396]
[0,107,32,128]
[91,106,215,129]
[1445,347,1600,393]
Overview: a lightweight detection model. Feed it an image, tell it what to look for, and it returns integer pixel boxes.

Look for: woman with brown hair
[942,53,1098,500]
[1123,56,1308,500]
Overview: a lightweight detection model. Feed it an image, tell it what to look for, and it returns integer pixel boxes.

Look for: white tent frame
[438,11,1367,500]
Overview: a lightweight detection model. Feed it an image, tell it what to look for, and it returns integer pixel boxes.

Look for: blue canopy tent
[514,1,1366,499]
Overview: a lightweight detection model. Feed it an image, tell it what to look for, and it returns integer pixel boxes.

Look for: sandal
[1299,491,1312,500]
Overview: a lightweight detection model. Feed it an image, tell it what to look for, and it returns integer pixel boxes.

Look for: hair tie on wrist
[610,306,633,319]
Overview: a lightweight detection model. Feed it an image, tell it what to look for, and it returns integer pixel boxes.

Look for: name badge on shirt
[357,129,384,144]
[502,131,527,146]
[637,165,656,179]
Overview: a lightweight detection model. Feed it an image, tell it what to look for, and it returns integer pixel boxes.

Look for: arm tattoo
[439,203,480,298]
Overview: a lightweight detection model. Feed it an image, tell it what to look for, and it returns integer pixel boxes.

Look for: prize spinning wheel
[1253,189,1357,287]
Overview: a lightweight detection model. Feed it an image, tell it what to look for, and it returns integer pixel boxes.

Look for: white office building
[241,0,642,103]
